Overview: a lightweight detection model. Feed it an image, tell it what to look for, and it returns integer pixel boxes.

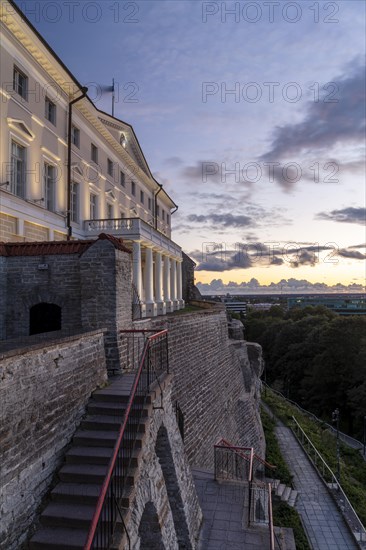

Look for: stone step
[51,482,134,509]
[29,527,87,549]
[287,490,299,507]
[87,400,148,417]
[59,463,136,486]
[81,414,147,432]
[276,483,286,498]
[40,502,96,529]
[72,429,144,448]
[59,463,108,484]
[92,388,151,405]
[65,446,113,465]
[281,486,292,502]
[51,482,101,504]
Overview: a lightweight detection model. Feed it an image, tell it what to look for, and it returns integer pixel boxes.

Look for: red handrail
[216,437,276,470]
[84,330,168,550]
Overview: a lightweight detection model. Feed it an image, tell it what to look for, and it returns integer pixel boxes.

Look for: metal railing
[214,438,254,483]
[84,329,169,550]
[292,416,366,545]
[263,382,364,452]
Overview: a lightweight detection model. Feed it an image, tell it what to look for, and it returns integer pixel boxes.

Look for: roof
[0,234,131,257]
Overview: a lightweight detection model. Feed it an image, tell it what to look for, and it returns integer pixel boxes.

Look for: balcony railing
[84,217,181,257]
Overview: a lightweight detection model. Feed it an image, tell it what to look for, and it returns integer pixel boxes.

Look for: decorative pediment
[7,118,35,140]
[106,189,116,201]
[71,163,83,176]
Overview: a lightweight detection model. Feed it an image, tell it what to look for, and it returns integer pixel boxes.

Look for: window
[71,126,80,148]
[107,158,113,177]
[162,210,165,221]
[140,190,144,204]
[10,140,26,197]
[167,214,170,225]
[120,170,125,187]
[131,181,136,196]
[90,193,98,219]
[70,182,79,223]
[13,66,28,99]
[148,198,152,211]
[44,163,56,211]
[156,205,160,217]
[91,143,98,163]
[120,210,125,219]
[45,97,56,125]
[106,203,113,219]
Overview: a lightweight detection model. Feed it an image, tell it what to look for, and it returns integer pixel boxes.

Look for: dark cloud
[270,256,284,265]
[315,207,365,225]
[261,61,365,162]
[290,250,318,268]
[195,249,252,272]
[338,249,366,260]
[187,213,253,229]
[181,161,222,184]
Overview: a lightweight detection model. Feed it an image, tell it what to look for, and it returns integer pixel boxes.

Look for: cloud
[261,61,365,160]
[338,249,366,260]
[187,213,253,229]
[164,156,184,167]
[196,278,365,293]
[315,207,366,225]
[289,250,318,268]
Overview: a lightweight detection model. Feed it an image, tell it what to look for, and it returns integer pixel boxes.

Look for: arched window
[29,303,61,335]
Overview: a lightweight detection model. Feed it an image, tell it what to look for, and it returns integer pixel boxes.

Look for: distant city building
[287,296,366,315]
[247,303,274,312]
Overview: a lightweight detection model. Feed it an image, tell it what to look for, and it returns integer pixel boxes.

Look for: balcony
[84,218,181,258]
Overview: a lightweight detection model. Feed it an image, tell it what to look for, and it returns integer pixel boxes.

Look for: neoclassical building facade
[0,0,184,316]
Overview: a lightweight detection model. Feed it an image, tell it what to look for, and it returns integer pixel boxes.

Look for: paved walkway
[192,468,271,550]
[275,425,358,550]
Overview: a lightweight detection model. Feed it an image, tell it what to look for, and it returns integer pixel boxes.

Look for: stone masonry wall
[125,375,202,550]
[134,304,265,470]
[4,254,82,339]
[0,331,108,550]
[80,239,132,374]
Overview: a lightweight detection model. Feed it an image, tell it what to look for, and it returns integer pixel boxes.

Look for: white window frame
[71,125,80,148]
[90,192,98,219]
[44,162,56,211]
[45,96,56,125]
[13,66,28,100]
[10,140,26,198]
[70,181,79,223]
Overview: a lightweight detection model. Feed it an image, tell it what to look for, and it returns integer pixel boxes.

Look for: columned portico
[154,251,166,315]
[163,256,173,313]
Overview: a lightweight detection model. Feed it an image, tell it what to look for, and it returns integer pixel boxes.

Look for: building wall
[135,305,265,469]
[0,330,108,550]
[0,3,173,243]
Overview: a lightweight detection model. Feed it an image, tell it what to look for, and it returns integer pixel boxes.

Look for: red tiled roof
[0,233,131,257]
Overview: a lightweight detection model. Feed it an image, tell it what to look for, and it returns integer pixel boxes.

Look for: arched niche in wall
[29,302,61,335]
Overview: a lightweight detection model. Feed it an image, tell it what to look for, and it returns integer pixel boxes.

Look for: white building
[0,0,184,317]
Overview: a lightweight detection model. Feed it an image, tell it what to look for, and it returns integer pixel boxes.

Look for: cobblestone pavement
[275,425,358,550]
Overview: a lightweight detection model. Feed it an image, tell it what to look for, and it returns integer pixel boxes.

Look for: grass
[261,408,293,486]
[261,407,310,549]
[263,388,366,527]
[273,501,311,550]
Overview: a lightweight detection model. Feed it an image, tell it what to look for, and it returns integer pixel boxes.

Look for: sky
[15,0,366,292]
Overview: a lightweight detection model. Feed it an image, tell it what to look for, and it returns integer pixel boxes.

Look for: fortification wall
[0,330,108,550]
[134,304,265,469]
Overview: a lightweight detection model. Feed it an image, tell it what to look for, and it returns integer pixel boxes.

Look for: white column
[155,251,166,316]
[144,247,157,317]
[132,241,142,298]
[163,255,173,313]
[170,258,178,310]
[177,260,184,308]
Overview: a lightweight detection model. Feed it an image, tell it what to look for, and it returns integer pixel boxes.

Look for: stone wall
[134,304,265,470]
[125,375,202,550]
[0,330,108,550]
[4,253,82,339]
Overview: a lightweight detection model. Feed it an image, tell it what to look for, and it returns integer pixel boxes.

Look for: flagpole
[112,78,115,117]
